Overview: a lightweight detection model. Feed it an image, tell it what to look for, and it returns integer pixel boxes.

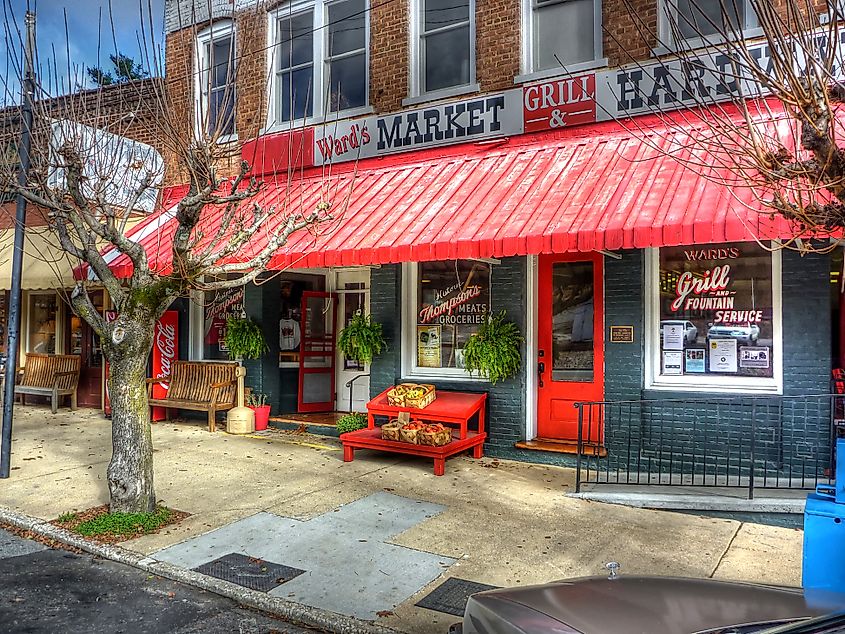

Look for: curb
[567,492,805,513]
[0,506,399,634]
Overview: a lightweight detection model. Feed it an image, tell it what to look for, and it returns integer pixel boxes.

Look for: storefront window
[28,293,58,354]
[203,284,244,360]
[649,242,780,391]
[407,260,491,374]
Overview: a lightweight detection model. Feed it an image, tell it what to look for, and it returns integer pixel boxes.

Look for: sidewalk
[0,406,806,633]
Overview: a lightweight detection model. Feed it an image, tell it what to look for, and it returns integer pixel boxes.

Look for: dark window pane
[535,0,594,70]
[279,67,314,121]
[211,38,232,88]
[328,52,366,110]
[675,0,749,39]
[208,88,235,135]
[328,0,366,56]
[551,261,594,381]
[424,0,469,32]
[278,12,314,70]
[424,25,470,91]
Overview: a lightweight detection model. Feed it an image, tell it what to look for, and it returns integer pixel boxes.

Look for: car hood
[461,577,844,634]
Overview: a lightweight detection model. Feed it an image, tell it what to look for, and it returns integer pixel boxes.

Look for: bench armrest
[210,379,236,389]
[54,371,77,378]
[146,376,169,385]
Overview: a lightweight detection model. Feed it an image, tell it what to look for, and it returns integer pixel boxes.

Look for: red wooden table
[341,389,487,476]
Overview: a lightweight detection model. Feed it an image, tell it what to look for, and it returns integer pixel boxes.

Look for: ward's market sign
[308,27,845,166]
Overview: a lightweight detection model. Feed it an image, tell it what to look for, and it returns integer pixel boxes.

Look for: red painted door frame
[298,291,338,412]
[536,253,604,442]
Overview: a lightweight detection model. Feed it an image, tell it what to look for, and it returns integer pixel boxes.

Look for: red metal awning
[105,112,792,277]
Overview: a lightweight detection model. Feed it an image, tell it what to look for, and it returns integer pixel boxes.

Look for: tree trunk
[104,313,157,514]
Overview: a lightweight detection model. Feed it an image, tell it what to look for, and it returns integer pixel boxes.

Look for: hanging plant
[338,312,386,365]
[463,310,523,385]
[224,317,268,360]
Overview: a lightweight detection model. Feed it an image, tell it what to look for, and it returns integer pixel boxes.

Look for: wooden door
[298,291,338,412]
[536,254,604,442]
[335,270,370,412]
[72,290,104,408]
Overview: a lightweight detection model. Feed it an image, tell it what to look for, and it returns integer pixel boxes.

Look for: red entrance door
[298,292,338,412]
[537,253,604,442]
[71,290,105,408]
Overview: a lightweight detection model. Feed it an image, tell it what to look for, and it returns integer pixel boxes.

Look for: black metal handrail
[575,393,837,499]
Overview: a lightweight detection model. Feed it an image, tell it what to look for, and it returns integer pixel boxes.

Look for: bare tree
[608,0,845,252]
[0,2,339,513]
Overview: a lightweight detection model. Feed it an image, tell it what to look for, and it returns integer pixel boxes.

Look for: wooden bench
[14,353,81,413]
[147,361,239,432]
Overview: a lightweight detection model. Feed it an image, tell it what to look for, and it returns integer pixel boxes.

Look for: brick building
[124,0,840,486]
[0,78,166,408]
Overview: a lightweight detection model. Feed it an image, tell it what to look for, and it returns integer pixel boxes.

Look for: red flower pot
[249,405,271,431]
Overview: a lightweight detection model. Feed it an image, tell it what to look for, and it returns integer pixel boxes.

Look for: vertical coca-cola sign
[151,311,179,421]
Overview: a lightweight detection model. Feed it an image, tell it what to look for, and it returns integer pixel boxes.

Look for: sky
[2,0,165,104]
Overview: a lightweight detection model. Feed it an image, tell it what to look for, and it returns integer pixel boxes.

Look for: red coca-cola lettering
[155,321,177,391]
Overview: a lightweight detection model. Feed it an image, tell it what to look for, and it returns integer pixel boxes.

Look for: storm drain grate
[192,553,305,592]
[416,577,499,616]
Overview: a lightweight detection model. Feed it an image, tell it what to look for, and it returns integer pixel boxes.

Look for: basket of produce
[405,384,436,409]
[399,420,425,444]
[418,423,452,447]
[387,383,411,407]
[381,419,402,442]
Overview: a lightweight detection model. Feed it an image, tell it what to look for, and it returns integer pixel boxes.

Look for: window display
[657,242,775,380]
[415,260,490,370]
[28,293,58,354]
[203,285,244,360]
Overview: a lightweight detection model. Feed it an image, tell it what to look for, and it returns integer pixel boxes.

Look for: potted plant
[224,317,268,361]
[338,312,386,366]
[335,411,367,435]
[246,392,271,431]
[463,310,523,385]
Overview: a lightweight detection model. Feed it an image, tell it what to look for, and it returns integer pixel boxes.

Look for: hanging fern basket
[462,310,523,385]
[338,313,386,365]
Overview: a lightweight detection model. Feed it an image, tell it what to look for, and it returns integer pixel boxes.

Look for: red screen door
[537,253,604,442]
[298,292,338,412]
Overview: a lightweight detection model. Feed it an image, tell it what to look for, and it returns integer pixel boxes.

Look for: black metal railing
[575,394,837,499]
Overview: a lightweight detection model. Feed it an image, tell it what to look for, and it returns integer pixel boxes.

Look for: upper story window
[269,0,369,127]
[529,0,602,72]
[664,0,758,46]
[196,21,236,138]
[414,0,475,96]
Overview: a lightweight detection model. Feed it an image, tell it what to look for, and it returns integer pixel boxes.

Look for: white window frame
[266,0,371,133]
[194,20,237,143]
[401,262,488,381]
[407,0,478,102]
[657,0,761,52]
[644,246,783,395]
[517,0,606,83]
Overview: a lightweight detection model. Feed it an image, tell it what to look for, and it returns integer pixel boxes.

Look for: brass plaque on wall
[609,325,634,343]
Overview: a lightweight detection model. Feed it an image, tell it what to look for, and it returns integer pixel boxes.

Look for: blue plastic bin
[803,486,845,592]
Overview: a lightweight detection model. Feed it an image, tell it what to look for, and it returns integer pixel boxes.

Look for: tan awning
[0,227,78,290]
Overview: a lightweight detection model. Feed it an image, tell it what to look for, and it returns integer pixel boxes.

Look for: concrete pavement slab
[154,493,456,620]
[711,521,803,586]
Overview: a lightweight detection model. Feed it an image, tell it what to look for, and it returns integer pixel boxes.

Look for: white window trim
[25,291,63,355]
[194,19,237,142]
[525,255,539,440]
[266,0,370,131]
[409,0,476,99]
[644,246,783,395]
[401,262,488,381]
[520,0,603,77]
[655,0,761,54]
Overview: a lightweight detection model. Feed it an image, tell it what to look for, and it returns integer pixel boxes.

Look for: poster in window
[203,284,244,360]
[417,325,442,368]
[417,260,490,369]
[739,346,770,369]
[685,348,706,373]
[662,351,683,375]
[658,242,774,379]
[709,338,738,373]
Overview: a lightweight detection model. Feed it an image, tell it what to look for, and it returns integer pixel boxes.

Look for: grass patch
[53,504,190,543]
[74,506,173,537]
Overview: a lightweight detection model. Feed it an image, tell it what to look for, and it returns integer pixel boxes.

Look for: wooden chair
[14,353,81,414]
[147,361,239,432]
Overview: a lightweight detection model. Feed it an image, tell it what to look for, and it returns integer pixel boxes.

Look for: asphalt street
[0,528,319,634]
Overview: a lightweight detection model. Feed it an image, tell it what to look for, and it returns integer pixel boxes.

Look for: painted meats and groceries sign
[311,27,840,165]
